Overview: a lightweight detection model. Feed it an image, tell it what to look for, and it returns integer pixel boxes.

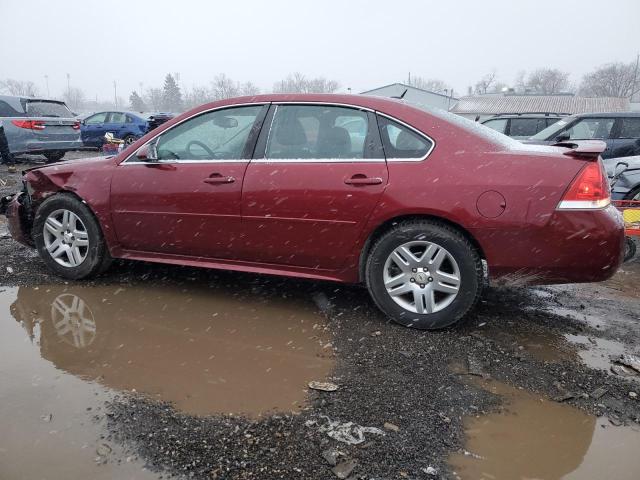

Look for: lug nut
[428,277,433,282]
[419,284,425,288]
[410,278,415,282]
[412,268,417,272]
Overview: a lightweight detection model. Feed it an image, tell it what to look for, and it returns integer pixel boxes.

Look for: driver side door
[110,104,269,259]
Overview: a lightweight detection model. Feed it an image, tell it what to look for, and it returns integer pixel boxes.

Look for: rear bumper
[16,139,85,154]
[4,192,34,247]
[477,205,625,285]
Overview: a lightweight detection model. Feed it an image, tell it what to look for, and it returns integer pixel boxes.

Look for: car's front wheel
[123,134,137,146]
[32,194,111,280]
[365,220,483,330]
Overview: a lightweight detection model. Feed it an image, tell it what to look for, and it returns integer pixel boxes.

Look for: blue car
[81,111,150,148]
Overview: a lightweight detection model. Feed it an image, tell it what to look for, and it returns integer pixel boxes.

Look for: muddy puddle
[0,283,334,477]
[449,379,640,480]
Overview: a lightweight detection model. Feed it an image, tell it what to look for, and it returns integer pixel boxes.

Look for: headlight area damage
[2,168,76,248]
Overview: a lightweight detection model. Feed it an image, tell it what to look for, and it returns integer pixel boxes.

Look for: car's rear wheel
[32,194,111,279]
[44,151,65,163]
[365,220,483,330]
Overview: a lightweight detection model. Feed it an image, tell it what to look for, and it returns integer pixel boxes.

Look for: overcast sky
[1,0,638,102]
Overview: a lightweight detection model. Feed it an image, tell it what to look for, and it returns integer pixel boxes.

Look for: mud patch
[449,379,640,480]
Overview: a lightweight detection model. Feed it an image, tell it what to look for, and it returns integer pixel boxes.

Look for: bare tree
[474,71,498,94]
[580,60,640,98]
[211,74,239,100]
[273,73,339,93]
[62,86,86,110]
[0,78,40,97]
[144,88,164,111]
[407,76,451,94]
[183,85,213,109]
[519,68,571,94]
[239,81,260,96]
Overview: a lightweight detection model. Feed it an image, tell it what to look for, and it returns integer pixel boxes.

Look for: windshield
[530,117,573,140]
[26,100,74,118]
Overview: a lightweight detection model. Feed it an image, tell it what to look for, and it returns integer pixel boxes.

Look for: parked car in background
[81,111,175,148]
[481,113,567,139]
[604,155,640,200]
[526,112,640,159]
[0,95,83,163]
[3,94,624,330]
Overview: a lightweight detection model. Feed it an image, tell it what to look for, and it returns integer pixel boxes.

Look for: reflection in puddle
[8,284,334,416]
[449,380,640,480]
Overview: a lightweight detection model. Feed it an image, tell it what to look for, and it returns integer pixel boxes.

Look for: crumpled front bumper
[3,192,34,247]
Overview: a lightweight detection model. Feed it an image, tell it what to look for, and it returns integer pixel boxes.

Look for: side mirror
[136,142,158,162]
[555,133,570,142]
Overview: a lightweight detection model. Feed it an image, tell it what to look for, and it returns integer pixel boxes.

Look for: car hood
[24,155,115,173]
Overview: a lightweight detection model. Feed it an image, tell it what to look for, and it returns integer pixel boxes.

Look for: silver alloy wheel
[43,209,89,268]
[383,240,461,314]
[51,293,96,348]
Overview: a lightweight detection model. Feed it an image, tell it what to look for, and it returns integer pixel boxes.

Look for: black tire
[365,220,483,330]
[32,194,111,280]
[624,237,637,263]
[44,151,65,163]
[123,134,137,146]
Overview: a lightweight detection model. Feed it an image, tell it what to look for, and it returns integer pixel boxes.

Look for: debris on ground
[611,364,637,377]
[321,448,343,466]
[308,381,339,392]
[423,466,438,476]
[383,422,400,432]
[616,354,640,374]
[305,416,385,445]
[331,459,357,479]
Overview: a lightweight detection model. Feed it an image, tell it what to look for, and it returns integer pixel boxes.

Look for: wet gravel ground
[1,155,639,479]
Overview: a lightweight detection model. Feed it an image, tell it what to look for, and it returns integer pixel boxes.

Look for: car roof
[575,112,640,118]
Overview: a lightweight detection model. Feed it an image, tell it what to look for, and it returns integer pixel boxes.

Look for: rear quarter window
[377,115,433,160]
[619,118,640,138]
[0,100,24,117]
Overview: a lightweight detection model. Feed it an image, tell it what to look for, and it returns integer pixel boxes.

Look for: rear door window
[509,118,542,138]
[482,118,507,134]
[108,112,127,124]
[377,115,433,160]
[618,118,640,138]
[265,105,370,159]
[26,101,73,118]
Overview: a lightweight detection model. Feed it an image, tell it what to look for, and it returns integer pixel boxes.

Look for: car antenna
[392,89,408,100]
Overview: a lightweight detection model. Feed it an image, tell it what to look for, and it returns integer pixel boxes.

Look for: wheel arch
[358,214,486,283]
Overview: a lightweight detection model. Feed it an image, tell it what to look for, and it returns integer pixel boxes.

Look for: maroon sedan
[4,94,624,329]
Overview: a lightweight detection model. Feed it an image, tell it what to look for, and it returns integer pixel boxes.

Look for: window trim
[120,102,270,165]
[376,112,435,162]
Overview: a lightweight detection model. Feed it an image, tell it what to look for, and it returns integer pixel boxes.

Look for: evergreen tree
[161,74,183,112]
[129,90,147,111]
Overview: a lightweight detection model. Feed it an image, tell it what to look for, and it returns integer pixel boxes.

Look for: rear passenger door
[240,104,388,270]
[610,117,640,159]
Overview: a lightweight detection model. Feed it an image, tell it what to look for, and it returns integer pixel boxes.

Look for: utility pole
[113,81,118,108]
[66,73,70,100]
[44,75,50,97]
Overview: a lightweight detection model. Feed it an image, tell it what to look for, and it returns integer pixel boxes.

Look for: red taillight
[557,160,611,210]
[72,121,80,130]
[11,119,45,130]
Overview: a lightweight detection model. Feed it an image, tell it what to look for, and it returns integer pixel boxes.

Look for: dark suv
[526,112,640,159]
[481,113,567,139]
